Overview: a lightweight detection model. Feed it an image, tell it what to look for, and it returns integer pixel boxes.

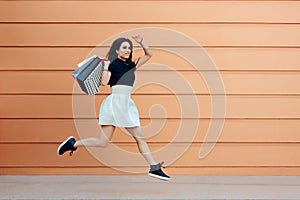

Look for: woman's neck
[117,56,126,62]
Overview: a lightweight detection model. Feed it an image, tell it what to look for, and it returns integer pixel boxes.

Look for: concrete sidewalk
[1,175,300,199]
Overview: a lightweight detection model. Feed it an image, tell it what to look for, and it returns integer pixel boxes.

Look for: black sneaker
[57,136,77,156]
[148,162,170,181]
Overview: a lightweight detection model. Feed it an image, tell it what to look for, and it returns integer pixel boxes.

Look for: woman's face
[116,41,132,61]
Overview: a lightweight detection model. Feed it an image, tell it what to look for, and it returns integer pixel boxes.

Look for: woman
[57,35,170,181]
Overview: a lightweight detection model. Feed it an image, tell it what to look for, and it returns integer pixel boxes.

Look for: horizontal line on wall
[1,118,299,121]
[4,0,300,1]
[2,69,300,73]
[2,166,300,169]
[1,117,300,120]
[1,93,300,96]
[1,142,300,145]
[1,22,300,25]
[1,46,300,49]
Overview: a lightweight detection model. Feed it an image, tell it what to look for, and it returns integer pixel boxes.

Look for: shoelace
[150,161,166,171]
[158,162,165,168]
[69,147,77,156]
[69,150,74,156]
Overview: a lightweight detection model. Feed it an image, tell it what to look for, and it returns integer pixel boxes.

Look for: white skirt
[99,85,140,127]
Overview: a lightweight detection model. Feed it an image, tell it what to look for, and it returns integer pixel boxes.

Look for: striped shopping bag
[72,55,104,95]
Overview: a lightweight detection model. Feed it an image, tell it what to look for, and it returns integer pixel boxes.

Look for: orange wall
[1,1,300,175]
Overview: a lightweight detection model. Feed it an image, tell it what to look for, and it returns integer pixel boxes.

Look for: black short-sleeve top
[108,58,136,87]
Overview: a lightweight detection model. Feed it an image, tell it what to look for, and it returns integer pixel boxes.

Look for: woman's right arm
[101,60,111,86]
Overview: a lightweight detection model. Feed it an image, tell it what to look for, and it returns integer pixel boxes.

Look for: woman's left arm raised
[132,35,153,68]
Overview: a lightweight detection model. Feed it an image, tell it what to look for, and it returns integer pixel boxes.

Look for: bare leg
[125,126,156,165]
[74,125,115,148]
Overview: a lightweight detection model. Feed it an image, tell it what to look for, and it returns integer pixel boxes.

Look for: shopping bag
[72,55,104,95]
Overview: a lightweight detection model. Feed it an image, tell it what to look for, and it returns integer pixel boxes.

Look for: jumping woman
[57,35,170,181]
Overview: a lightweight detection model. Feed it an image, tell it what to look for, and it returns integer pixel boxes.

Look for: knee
[100,139,110,148]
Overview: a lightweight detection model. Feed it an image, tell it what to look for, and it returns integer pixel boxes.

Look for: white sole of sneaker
[57,136,74,155]
[148,173,170,181]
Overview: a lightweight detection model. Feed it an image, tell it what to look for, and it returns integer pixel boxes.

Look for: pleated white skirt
[99,85,140,127]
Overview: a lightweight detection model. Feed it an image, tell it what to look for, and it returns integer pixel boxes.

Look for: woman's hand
[132,34,143,44]
[131,35,153,69]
